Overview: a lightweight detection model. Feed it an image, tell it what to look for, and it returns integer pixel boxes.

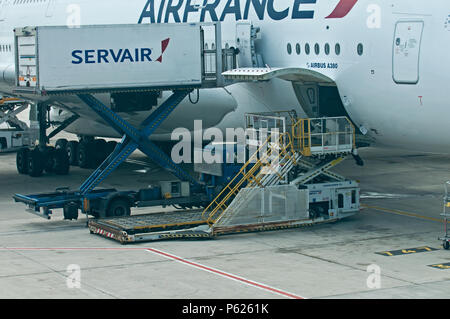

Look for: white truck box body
[15,23,202,92]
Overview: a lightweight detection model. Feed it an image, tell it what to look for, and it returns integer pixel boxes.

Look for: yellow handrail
[203,132,294,224]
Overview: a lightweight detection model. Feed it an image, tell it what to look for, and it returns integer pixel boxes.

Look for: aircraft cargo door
[393,21,424,84]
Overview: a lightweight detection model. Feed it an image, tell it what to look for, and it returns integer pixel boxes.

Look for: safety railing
[292,117,356,156]
[202,48,237,81]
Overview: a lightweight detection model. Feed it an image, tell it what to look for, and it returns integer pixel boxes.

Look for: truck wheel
[66,141,79,166]
[28,149,45,177]
[16,148,29,174]
[78,141,94,169]
[53,148,70,175]
[55,138,68,150]
[106,198,131,218]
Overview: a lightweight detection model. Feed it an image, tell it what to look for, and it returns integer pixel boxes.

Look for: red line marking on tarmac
[0,247,150,251]
[0,247,306,299]
[146,248,305,300]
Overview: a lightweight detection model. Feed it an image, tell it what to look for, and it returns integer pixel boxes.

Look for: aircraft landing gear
[66,140,79,166]
[28,148,45,177]
[27,146,70,177]
[16,103,71,177]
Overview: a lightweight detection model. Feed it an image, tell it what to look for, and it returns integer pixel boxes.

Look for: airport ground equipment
[11,22,360,242]
[439,181,450,250]
[0,97,38,152]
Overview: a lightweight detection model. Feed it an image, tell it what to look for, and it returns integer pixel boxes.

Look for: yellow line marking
[380,251,393,256]
[361,204,442,223]
[430,264,450,269]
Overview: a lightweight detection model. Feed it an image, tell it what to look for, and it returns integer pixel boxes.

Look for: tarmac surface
[0,139,449,299]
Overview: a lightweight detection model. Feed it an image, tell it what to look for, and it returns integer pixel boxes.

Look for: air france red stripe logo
[326,0,358,19]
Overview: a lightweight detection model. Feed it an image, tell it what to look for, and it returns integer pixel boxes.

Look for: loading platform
[89,210,210,243]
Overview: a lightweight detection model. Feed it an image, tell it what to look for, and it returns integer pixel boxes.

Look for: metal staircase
[206,134,302,226]
[201,132,290,224]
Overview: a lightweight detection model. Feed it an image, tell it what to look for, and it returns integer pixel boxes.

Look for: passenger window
[324,43,330,55]
[335,43,341,55]
[314,43,320,55]
[357,43,364,56]
[287,43,292,55]
[305,43,310,55]
[296,43,301,55]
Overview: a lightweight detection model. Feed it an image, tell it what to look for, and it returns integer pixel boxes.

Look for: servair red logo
[156,38,170,63]
[326,0,358,19]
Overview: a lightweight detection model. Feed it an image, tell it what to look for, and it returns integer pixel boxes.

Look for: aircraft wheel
[94,139,108,164]
[78,141,94,169]
[16,148,29,174]
[55,138,68,150]
[44,147,56,173]
[444,241,450,250]
[54,148,70,175]
[66,141,79,166]
[28,148,45,177]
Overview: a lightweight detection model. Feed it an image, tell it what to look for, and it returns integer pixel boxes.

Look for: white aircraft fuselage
[0,0,448,152]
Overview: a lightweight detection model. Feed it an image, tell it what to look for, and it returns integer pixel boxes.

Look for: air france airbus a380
[0,0,449,156]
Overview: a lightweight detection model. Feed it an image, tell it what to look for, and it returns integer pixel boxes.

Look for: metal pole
[37,102,48,148]
[215,22,223,87]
